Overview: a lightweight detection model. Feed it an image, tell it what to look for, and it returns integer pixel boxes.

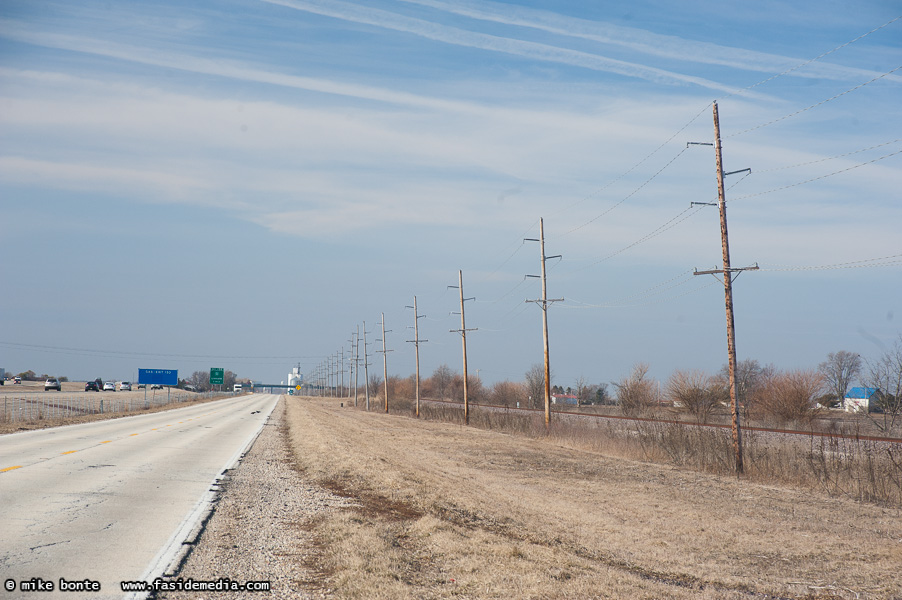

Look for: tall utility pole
[406,296,428,418]
[339,348,345,398]
[449,270,477,425]
[526,218,563,427]
[354,325,360,406]
[693,101,758,475]
[362,321,371,411]
[378,313,393,413]
[347,333,355,400]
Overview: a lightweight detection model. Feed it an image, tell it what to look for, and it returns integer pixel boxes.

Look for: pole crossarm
[694,264,760,283]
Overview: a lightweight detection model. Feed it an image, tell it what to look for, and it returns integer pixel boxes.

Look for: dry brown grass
[285,397,902,599]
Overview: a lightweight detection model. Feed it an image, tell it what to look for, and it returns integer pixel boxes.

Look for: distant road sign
[296,385,301,391]
[210,368,224,385]
[138,369,178,386]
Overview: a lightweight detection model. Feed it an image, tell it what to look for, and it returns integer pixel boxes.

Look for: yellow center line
[100,440,112,444]
[130,433,139,437]
[61,450,77,455]
[1,465,22,472]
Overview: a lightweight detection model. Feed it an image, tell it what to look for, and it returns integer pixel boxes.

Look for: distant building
[844,387,881,412]
[551,393,579,405]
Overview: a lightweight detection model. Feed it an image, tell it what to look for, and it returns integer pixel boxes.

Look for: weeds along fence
[375,397,902,507]
[0,391,224,424]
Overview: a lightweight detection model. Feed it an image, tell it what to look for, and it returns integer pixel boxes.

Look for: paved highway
[0,393,280,599]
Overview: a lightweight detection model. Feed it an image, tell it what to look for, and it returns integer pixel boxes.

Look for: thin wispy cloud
[398,0,901,83]
[0,19,478,113]
[262,0,749,94]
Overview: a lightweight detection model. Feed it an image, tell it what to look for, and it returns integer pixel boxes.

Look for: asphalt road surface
[0,393,280,599]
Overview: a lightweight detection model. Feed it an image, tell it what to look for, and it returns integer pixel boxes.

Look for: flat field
[285,397,902,600]
[0,381,219,433]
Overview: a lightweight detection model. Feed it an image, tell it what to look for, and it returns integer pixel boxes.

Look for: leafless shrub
[427,364,456,400]
[614,363,660,416]
[752,369,824,425]
[488,380,526,406]
[386,375,415,400]
[667,370,726,424]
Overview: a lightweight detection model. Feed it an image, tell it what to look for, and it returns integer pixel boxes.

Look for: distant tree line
[10,370,68,382]
[369,334,902,434]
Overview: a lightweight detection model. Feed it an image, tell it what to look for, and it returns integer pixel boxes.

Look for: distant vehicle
[137,383,146,389]
[85,381,100,392]
[119,381,132,391]
[151,384,163,389]
[183,384,197,392]
[103,381,116,391]
[14,376,21,384]
[233,384,242,393]
[44,378,61,391]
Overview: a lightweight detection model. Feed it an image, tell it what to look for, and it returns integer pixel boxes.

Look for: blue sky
[1,0,900,390]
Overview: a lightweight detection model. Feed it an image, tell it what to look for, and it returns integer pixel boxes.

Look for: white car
[119,381,132,391]
[103,381,116,391]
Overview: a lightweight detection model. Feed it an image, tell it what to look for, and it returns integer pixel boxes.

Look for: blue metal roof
[846,387,878,399]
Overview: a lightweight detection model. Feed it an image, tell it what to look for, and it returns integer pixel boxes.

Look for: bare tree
[753,369,824,424]
[574,376,590,406]
[430,364,454,400]
[667,370,727,423]
[614,363,661,416]
[863,335,902,432]
[489,380,525,406]
[223,370,237,390]
[718,359,774,419]
[524,364,545,409]
[818,351,861,409]
[189,370,211,392]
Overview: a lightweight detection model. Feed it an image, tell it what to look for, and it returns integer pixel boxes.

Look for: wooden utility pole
[450,270,477,425]
[354,325,360,406]
[339,348,345,398]
[362,321,371,411]
[406,296,428,418]
[693,101,758,475]
[378,312,393,413]
[526,218,563,427]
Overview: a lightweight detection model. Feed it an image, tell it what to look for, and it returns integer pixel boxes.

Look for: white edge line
[123,395,280,600]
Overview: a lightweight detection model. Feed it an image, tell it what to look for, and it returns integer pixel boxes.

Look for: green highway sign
[210,368,224,385]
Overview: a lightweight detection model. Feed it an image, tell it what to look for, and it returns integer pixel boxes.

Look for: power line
[561,278,719,309]
[729,148,902,203]
[728,64,902,138]
[755,139,902,173]
[758,253,902,272]
[722,15,902,100]
[563,146,691,236]
[551,104,712,225]
[0,341,313,361]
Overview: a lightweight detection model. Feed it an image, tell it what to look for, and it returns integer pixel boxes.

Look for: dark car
[85,380,100,392]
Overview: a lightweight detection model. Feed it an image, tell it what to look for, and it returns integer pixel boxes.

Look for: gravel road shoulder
[159,397,351,599]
